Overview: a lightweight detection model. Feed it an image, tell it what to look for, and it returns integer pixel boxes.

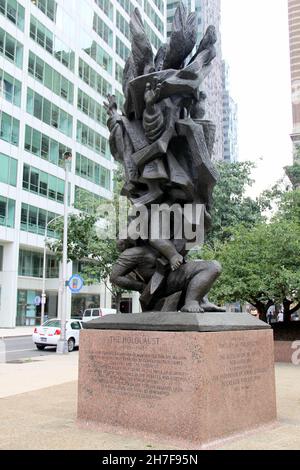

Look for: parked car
[32,319,83,352]
[82,307,117,322]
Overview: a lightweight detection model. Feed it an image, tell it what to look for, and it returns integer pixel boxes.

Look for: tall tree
[207,161,265,245]
[204,221,300,322]
[48,166,128,313]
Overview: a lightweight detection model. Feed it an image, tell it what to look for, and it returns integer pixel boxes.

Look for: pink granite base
[77,329,277,446]
[274,341,295,363]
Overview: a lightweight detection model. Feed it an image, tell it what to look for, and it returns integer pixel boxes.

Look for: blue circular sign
[68,274,84,293]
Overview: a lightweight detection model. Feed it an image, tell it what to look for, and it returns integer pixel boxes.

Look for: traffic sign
[68,274,84,293]
[34,296,41,306]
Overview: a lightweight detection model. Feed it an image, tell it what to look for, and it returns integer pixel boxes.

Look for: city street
[3,336,59,362]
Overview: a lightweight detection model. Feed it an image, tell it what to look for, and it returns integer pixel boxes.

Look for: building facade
[167,0,224,161]
[288,0,300,149]
[222,61,238,162]
[0,0,165,327]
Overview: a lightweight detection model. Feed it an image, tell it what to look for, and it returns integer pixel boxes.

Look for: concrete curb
[1,334,32,339]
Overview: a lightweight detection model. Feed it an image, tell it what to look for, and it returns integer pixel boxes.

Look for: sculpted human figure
[110,240,222,313]
[105,3,224,314]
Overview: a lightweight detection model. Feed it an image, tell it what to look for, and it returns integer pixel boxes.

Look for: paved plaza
[0,353,299,450]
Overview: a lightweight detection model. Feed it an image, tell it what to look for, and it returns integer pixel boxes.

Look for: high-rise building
[286,0,300,188]
[222,61,238,163]
[167,0,223,161]
[0,0,165,327]
[288,0,300,150]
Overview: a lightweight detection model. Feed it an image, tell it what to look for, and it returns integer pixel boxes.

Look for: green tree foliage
[48,165,128,312]
[197,161,300,322]
[204,220,300,322]
[285,163,300,189]
[275,188,300,224]
[207,161,265,245]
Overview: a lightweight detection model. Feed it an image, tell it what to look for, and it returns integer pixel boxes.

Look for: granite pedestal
[77,313,277,447]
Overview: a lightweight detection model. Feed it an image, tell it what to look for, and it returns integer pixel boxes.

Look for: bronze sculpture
[105,3,224,314]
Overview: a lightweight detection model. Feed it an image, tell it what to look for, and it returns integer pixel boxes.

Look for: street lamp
[56,151,72,355]
[41,214,64,326]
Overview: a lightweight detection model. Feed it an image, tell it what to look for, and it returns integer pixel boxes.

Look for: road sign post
[68,274,84,294]
[57,152,72,355]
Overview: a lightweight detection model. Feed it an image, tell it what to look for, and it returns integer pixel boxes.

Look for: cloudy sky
[221,0,293,196]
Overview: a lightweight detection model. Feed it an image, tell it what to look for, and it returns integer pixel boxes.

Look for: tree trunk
[249,299,273,323]
[283,298,292,323]
[115,292,122,314]
[257,307,267,323]
[289,301,300,315]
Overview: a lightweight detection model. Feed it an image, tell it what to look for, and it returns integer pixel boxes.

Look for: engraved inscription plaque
[78,329,276,445]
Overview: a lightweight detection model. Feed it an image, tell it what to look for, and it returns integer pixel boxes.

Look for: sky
[221,0,293,197]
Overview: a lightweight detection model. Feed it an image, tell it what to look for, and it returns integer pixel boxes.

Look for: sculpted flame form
[105,3,224,314]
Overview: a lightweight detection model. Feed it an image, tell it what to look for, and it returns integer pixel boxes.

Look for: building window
[94,0,113,21]
[0,110,19,146]
[74,186,103,213]
[30,0,57,22]
[115,63,123,85]
[78,58,112,97]
[116,0,134,16]
[24,125,71,168]
[22,164,65,204]
[0,196,15,228]
[81,32,112,74]
[28,52,74,104]
[76,120,110,159]
[30,15,53,53]
[116,37,130,62]
[17,289,58,326]
[116,11,130,41]
[144,21,162,51]
[18,249,59,278]
[20,203,60,238]
[0,153,17,186]
[115,90,124,110]
[0,27,23,68]
[93,12,113,48]
[0,0,25,31]
[144,0,164,34]
[77,89,107,127]
[27,88,73,137]
[76,153,111,190]
[30,15,75,71]
[153,0,164,11]
[0,68,22,107]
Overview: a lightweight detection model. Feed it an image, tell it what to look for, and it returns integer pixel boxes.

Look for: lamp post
[41,215,64,326]
[57,151,72,355]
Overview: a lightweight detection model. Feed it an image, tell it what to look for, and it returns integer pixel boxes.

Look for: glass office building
[288,0,300,151]
[0,0,165,326]
[222,61,238,163]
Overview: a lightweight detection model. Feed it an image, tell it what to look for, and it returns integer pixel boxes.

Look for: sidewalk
[0,357,299,449]
[0,352,79,398]
[0,327,33,338]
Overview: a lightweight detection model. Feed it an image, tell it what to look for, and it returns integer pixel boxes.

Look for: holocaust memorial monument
[78,3,276,447]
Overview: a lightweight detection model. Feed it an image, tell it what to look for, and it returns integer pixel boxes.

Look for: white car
[32,319,83,352]
[82,307,117,322]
